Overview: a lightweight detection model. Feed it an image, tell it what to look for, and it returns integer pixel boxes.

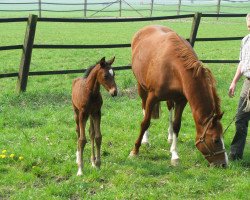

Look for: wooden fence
[0,12,246,92]
[0,0,248,18]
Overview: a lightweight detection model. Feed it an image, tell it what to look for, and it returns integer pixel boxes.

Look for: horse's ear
[100,57,106,68]
[217,112,224,120]
[107,56,115,65]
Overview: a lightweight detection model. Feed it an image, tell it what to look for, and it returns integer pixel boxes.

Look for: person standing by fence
[228,13,250,160]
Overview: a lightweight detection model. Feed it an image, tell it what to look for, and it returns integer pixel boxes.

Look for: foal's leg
[170,99,187,166]
[92,110,102,168]
[138,84,149,145]
[166,101,174,144]
[130,93,157,156]
[77,111,88,176]
[73,108,80,164]
[89,117,96,167]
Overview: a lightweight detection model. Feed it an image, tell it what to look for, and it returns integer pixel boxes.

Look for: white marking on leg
[142,109,149,144]
[168,108,174,144]
[76,151,80,164]
[221,137,228,165]
[77,168,83,176]
[170,133,179,166]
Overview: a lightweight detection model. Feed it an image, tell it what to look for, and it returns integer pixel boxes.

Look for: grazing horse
[130,25,228,167]
[72,57,117,176]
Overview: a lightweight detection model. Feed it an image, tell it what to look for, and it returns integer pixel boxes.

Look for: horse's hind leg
[138,84,149,145]
[76,111,88,176]
[166,101,174,144]
[170,99,187,166]
[92,111,102,168]
[130,92,157,156]
[89,117,96,167]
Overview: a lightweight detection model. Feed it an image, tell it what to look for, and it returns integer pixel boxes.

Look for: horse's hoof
[141,141,150,146]
[171,158,179,166]
[167,139,173,144]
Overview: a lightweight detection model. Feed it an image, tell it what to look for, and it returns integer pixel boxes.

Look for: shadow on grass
[2,90,72,109]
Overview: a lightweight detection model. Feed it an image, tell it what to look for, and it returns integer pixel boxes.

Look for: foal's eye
[104,74,109,79]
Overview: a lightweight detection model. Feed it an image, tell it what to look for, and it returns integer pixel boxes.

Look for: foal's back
[72,77,89,109]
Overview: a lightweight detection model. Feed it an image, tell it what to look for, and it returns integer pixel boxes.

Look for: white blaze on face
[221,137,228,165]
[109,69,114,76]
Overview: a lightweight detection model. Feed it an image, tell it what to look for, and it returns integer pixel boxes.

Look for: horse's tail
[151,102,161,119]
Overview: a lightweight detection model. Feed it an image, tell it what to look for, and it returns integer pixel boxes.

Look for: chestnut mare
[130,25,228,167]
[72,57,117,176]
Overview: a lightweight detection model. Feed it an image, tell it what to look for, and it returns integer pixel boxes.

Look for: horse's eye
[214,139,221,145]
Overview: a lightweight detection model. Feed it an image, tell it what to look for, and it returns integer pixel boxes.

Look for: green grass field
[0,12,250,199]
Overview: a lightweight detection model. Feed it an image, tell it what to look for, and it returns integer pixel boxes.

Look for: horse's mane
[170,34,222,115]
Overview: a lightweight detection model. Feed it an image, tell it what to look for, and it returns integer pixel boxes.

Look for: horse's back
[132,25,186,96]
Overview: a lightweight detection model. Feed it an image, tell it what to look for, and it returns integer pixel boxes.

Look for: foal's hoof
[171,158,179,166]
[129,150,138,157]
[77,169,83,176]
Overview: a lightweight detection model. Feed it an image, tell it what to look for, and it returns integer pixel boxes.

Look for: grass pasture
[0,14,250,199]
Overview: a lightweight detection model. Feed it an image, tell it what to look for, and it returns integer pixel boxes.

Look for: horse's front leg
[166,101,174,144]
[170,99,187,166]
[76,111,88,176]
[130,93,157,156]
[92,110,102,168]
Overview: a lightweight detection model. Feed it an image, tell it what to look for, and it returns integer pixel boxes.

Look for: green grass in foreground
[0,15,250,199]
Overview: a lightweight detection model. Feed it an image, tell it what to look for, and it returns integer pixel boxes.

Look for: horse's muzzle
[109,88,117,97]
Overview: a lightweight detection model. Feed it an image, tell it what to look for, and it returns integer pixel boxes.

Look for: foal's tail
[151,102,161,119]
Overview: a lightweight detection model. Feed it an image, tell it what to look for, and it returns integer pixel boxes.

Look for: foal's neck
[85,67,100,95]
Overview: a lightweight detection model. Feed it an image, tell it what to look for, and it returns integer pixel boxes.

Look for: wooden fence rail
[0,13,246,92]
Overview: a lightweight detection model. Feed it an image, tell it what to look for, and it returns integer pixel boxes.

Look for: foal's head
[96,57,117,97]
[196,113,228,167]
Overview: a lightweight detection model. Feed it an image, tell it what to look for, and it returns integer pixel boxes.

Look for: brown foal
[72,57,117,176]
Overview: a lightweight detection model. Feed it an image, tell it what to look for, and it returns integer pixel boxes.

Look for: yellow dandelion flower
[10,154,15,158]
[1,154,6,159]
[19,156,24,160]
[2,150,7,154]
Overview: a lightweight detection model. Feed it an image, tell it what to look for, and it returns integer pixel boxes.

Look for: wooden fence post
[38,0,41,18]
[84,0,87,18]
[119,0,122,17]
[150,0,154,17]
[177,0,181,15]
[189,12,202,47]
[217,0,221,20]
[16,14,38,93]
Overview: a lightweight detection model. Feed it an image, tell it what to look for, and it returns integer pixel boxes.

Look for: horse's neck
[85,68,100,95]
[186,86,215,127]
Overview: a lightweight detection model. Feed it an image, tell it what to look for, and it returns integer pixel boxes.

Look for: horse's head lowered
[97,57,117,97]
[195,112,228,167]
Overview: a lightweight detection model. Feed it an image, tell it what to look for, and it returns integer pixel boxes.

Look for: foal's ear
[100,57,106,68]
[107,56,115,65]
